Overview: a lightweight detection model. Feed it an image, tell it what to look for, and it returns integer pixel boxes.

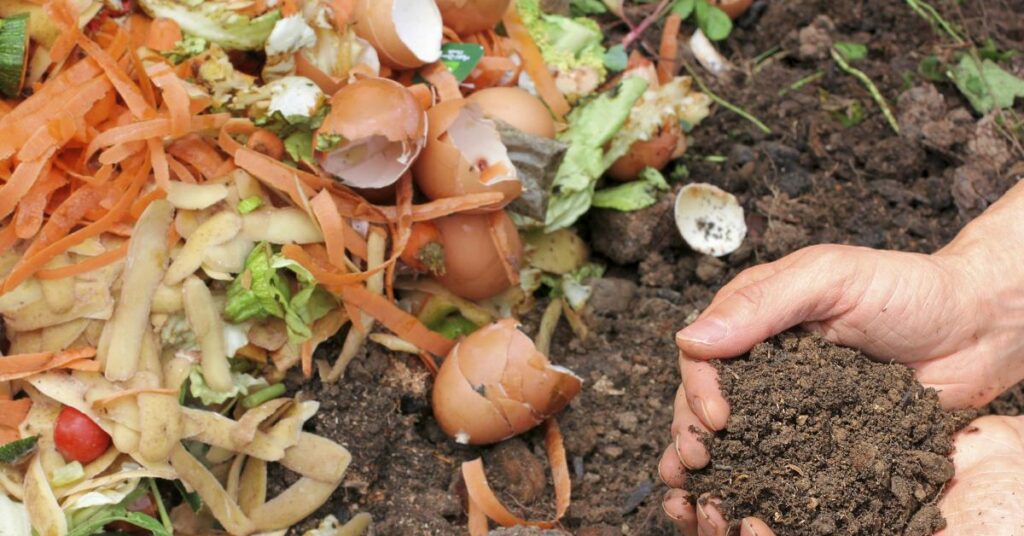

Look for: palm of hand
[937,416,1024,536]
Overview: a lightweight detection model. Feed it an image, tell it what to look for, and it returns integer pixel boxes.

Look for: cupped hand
[661,415,1024,536]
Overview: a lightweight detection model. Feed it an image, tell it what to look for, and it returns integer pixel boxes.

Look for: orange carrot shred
[145,18,183,52]
[0,347,99,382]
[407,83,435,110]
[130,188,168,219]
[0,225,18,255]
[658,13,682,84]
[35,242,128,280]
[0,157,53,221]
[340,285,455,357]
[168,135,226,180]
[62,359,102,372]
[149,138,171,191]
[0,399,32,429]
[311,190,348,270]
[503,7,570,120]
[300,340,314,378]
[148,62,191,137]
[22,186,106,259]
[76,33,154,119]
[167,155,198,184]
[14,171,66,239]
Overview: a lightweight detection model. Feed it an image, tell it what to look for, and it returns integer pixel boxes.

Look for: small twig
[684,63,772,134]
[778,71,824,97]
[535,299,563,357]
[621,0,673,48]
[905,0,965,44]
[830,48,900,135]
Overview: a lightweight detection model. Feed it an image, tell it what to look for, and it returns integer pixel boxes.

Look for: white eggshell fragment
[674,183,747,257]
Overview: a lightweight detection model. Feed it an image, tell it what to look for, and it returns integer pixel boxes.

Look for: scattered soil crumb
[688,333,968,536]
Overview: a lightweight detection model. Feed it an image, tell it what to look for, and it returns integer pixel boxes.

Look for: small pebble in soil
[687,333,969,536]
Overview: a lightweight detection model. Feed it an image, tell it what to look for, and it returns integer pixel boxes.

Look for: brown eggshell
[435,0,512,36]
[315,78,427,189]
[353,0,443,69]
[412,99,522,211]
[607,121,685,182]
[710,0,753,19]
[433,211,522,301]
[466,87,556,139]
[432,319,582,445]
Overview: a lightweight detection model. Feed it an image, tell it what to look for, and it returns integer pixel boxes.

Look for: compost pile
[687,334,967,536]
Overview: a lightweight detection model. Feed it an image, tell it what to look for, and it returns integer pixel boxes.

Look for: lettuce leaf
[188,367,267,406]
[592,167,670,211]
[544,77,648,231]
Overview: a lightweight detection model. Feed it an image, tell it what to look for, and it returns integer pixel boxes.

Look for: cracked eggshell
[353,0,443,69]
[466,87,556,139]
[314,78,427,189]
[432,318,582,445]
[413,99,522,212]
[674,183,747,257]
[435,0,511,36]
[608,120,684,182]
[433,211,522,300]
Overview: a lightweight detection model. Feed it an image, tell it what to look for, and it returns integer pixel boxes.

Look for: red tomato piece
[54,406,111,464]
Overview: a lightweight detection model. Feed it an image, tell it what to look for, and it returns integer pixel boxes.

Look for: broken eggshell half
[435,0,512,36]
[353,0,443,70]
[674,183,747,257]
[432,318,583,445]
[433,211,522,301]
[413,99,522,211]
[314,77,427,190]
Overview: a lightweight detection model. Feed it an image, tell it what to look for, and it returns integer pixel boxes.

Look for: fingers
[662,489,698,536]
[680,352,730,431]
[671,380,713,468]
[696,496,729,536]
[740,517,776,536]
[677,246,854,360]
[659,443,687,488]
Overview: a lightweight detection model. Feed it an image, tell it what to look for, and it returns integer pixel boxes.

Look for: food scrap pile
[0,0,737,534]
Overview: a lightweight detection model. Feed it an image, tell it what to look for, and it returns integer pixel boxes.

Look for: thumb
[676,260,852,359]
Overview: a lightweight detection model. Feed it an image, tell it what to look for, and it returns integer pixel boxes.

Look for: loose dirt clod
[687,334,968,536]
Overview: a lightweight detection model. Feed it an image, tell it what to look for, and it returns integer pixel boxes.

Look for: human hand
[661,415,1024,536]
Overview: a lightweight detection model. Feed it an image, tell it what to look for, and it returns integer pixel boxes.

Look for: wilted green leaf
[950,55,1024,114]
[834,41,868,62]
[603,44,628,72]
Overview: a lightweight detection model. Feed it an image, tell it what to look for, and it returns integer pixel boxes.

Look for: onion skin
[433,211,522,300]
[711,0,753,19]
[435,0,512,36]
[608,121,684,182]
[466,87,556,139]
[432,318,582,445]
[413,99,521,211]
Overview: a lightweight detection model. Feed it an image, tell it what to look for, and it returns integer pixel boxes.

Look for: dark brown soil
[282,0,1024,534]
[687,334,969,536]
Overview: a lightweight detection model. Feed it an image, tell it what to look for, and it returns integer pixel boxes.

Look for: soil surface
[687,334,968,536]
[284,0,1024,534]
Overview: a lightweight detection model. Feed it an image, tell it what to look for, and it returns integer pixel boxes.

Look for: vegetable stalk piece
[137,0,282,51]
[0,13,29,98]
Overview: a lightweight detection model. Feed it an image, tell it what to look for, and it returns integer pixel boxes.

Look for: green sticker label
[438,43,484,82]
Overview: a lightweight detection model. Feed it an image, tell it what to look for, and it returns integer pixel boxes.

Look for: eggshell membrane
[413,99,521,211]
[432,319,583,445]
[466,88,556,139]
[315,78,427,189]
[354,0,443,69]
[435,0,512,36]
[433,211,522,300]
[674,183,747,257]
[608,120,685,182]
[711,0,753,19]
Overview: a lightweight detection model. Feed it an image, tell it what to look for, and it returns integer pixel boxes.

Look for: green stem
[683,64,772,134]
[148,478,173,534]
[778,71,824,97]
[830,48,901,135]
[241,383,286,409]
[904,0,965,44]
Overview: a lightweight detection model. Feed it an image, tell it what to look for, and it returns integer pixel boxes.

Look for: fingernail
[695,397,718,431]
[696,500,718,530]
[662,490,684,521]
[677,318,728,346]
[675,433,696,470]
[743,519,758,536]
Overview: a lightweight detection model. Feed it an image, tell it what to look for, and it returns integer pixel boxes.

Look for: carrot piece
[62,359,102,372]
[422,62,462,102]
[14,171,66,239]
[311,190,348,270]
[0,225,18,255]
[145,18,183,52]
[76,33,154,119]
[340,285,455,357]
[300,340,314,378]
[22,186,106,259]
[407,83,435,110]
[45,1,80,66]
[167,155,198,184]
[127,13,153,51]
[295,52,343,95]
[0,427,19,444]
[84,117,170,163]
[130,188,168,219]
[282,244,381,288]
[149,138,171,191]
[0,399,32,429]
[217,118,256,157]
[234,148,324,208]
[35,242,128,280]
[502,7,570,120]
[281,0,300,16]
[19,108,75,162]
[0,157,53,221]
[658,13,682,84]
[0,347,99,382]
[168,135,226,180]
[99,141,146,165]
[148,63,190,136]
[130,46,158,109]
[84,87,119,126]
[462,419,571,530]
[246,129,285,160]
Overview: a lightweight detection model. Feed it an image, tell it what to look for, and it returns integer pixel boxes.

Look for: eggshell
[315,78,427,189]
[674,183,747,257]
[354,0,443,69]
[433,211,522,301]
[413,99,521,211]
[466,87,556,139]
[435,0,511,35]
[711,0,753,19]
[432,319,582,445]
[607,120,685,182]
